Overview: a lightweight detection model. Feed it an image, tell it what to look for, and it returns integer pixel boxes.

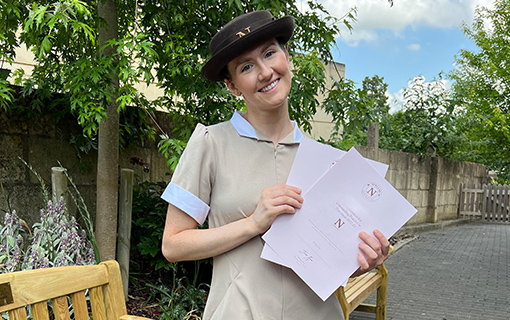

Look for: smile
[260,79,279,92]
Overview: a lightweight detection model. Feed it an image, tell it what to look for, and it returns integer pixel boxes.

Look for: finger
[359,231,382,253]
[263,198,301,217]
[281,184,303,195]
[270,184,302,195]
[273,195,303,209]
[357,252,369,271]
[373,229,390,256]
[280,187,304,203]
[265,186,304,204]
[358,241,378,263]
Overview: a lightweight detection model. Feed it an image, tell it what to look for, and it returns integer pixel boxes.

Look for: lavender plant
[21,198,96,270]
[0,211,25,273]
[0,158,97,273]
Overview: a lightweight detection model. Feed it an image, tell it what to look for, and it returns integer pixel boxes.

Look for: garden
[1,0,509,319]
[0,166,211,319]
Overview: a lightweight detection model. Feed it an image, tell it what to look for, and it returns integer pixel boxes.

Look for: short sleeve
[161,124,216,225]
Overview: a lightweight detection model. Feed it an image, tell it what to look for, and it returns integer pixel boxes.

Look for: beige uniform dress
[162,111,345,320]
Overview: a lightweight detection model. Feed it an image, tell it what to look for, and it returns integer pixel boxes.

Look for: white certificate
[261,137,389,268]
[262,147,417,301]
[287,137,389,193]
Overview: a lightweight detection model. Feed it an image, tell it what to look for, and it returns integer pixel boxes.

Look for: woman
[161,10,390,319]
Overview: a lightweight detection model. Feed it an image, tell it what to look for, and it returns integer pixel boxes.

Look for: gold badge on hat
[236,26,252,38]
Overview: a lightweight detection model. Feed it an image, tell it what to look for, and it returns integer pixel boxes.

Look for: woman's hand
[351,229,390,277]
[248,184,304,234]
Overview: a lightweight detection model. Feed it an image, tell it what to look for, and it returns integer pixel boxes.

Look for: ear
[225,79,242,97]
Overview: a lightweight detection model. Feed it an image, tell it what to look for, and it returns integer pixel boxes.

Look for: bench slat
[31,302,49,320]
[355,304,377,313]
[51,296,71,320]
[345,273,379,300]
[348,276,383,309]
[70,291,89,320]
[90,286,108,320]
[8,307,27,320]
[345,273,369,289]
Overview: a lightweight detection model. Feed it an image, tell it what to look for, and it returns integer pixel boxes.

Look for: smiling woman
[224,38,294,142]
[160,10,390,320]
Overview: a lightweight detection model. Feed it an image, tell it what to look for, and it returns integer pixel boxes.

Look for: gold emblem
[236,26,252,38]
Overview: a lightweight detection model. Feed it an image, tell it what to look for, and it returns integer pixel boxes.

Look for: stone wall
[1,111,491,228]
[356,146,490,226]
[0,110,173,228]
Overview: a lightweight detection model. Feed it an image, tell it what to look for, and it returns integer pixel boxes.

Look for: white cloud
[387,89,405,113]
[318,0,494,46]
[407,43,421,51]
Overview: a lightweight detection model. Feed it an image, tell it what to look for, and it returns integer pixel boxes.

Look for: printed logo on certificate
[362,182,382,202]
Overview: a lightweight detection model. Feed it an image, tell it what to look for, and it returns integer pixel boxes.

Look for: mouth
[259,79,279,92]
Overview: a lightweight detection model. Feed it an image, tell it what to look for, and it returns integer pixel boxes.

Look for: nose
[258,61,273,82]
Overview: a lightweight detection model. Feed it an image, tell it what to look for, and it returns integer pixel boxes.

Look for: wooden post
[51,167,68,205]
[482,184,488,220]
[375,264,388,320]
[491,185,497,222]
[116,169,134,301]
[504,185,510,222]
[468,184,475,215]
[458,183,465,219]
[426,157,439,223]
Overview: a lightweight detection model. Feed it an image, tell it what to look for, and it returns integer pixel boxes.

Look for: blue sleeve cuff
[161,183,210,225]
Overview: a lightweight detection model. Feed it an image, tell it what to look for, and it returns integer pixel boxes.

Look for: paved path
[350,222,510,320]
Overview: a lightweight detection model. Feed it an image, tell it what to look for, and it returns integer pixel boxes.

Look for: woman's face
[225,38,292,112]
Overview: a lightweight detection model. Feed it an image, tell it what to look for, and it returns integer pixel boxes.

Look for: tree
[2,0,363,258]
[96,0,119,261]
[0,0,29,110]
[362,75,389,121]
[323,75,390,149]
[379,76,459,157]
[449,0,510,181]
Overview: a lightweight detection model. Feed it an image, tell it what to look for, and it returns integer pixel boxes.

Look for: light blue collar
[230,111,303,143]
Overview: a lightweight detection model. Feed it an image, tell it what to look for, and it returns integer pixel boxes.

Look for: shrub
[0,159,98,273]
[0,211,25,273]
[130,180,211,320]
[0,198,96,273]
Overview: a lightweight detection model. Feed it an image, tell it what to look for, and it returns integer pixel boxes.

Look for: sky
[305,0,494,110]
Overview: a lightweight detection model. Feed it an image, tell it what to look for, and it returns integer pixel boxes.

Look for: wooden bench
[335,247,393,320]
[0,260,150,320]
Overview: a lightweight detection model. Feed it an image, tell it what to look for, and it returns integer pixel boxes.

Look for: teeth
[261,80,279,92]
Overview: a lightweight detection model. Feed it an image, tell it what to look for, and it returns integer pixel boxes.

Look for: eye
[265,50,276,58]
[240,64,252,73]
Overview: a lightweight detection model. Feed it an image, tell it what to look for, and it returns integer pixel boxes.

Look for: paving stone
[350,222,510,320]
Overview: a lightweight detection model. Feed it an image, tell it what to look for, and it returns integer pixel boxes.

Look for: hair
[221,39,288,81]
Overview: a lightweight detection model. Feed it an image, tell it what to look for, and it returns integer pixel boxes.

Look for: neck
[243,104,294,146]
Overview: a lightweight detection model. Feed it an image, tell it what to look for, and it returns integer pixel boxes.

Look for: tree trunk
[96,0,119,261]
